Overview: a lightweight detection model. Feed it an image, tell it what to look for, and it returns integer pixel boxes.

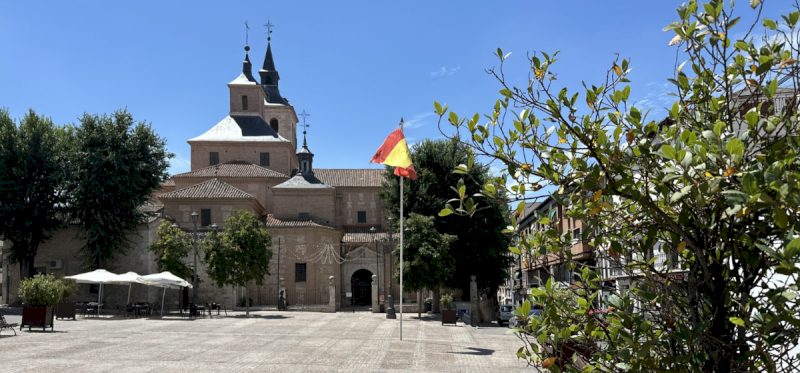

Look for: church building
[152,35,399,310]
[1,32,401,312]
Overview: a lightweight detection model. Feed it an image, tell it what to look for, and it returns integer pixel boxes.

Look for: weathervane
[298,110,310,146]
[264,18,274,42]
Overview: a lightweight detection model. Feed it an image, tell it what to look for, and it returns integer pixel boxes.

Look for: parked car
[508,305,542,329]
[496,304,514,325]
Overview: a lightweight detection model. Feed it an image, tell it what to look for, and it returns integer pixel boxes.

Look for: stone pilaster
[328,276,336,313]
[470,275,480,325]
[371,275,379,313]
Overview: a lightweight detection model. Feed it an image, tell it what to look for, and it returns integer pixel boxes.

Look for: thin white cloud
[430,65,461,77]
[168,152,191,175]
[403,112,437,130]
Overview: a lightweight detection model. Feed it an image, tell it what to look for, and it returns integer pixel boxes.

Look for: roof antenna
[298,110,311,147]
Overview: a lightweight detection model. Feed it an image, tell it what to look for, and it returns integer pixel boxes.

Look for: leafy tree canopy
[0,108,68,279]
[379,138,513,297]
[396,213,457,292]
[203,210,272,315]
[148,221,193,281]
[436,1,800,372]
[66,109,172,269]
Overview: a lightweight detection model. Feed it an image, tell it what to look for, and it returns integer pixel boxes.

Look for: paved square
[0,311,538,372]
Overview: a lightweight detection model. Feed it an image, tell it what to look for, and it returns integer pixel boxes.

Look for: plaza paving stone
[0,311,540,372]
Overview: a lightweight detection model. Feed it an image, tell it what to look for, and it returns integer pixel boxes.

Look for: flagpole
[399,118,404,341]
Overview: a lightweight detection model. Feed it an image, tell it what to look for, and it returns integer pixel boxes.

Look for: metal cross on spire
[298,110,310,146]
[244,21,250,46]
[264,18,274,41]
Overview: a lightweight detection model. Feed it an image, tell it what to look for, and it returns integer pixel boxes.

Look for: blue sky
[0,0,785,175]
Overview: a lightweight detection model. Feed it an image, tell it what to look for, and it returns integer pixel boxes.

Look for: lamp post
[386,217,396,319]
[275,236,281,309]
[369,227,380,305]
[191,212,199,315]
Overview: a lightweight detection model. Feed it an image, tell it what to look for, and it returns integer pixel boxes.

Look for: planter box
[21,306,54,331]
[442,309,458,325]
[55,301,76,320]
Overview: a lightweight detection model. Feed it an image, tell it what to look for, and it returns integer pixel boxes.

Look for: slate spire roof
[259,41,288,105]
[229,46,259,85]
[262,42,276,71]
[159,178,255,200]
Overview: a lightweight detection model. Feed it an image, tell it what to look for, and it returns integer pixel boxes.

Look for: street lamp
[369,227,380,306]
[386,216,396,319]
[191,212,199,315]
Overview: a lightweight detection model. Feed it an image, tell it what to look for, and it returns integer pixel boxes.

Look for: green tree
[66,110,171,269]
[436,1,800,372]
[396,213,457,315]
[203,210,272,316]
[148,221,193,281]
[0,109,68,280]
[379,138,512,299]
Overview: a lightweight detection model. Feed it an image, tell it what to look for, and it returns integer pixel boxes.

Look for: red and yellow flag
[370,128,418,180]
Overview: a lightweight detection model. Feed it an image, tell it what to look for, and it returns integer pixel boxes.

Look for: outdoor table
[86,302,103,317]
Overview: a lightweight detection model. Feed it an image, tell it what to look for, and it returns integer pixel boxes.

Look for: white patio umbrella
[139,271,193,316]
[108,272,150,305]
[65,269,120,316]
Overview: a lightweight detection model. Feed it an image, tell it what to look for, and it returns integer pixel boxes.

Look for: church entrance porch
[350,269,372,306]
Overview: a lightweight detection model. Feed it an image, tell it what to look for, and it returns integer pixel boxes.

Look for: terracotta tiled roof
[314,169,385,187]
[161,179,175,187]
[264,215,333,229]
[342,227,400,243]
[159,178,254,200]
[172,161,287,178]
[273,173,333,189]
[138,202,163,223]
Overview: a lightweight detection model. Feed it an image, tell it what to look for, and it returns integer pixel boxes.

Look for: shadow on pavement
[449,347,495,356]
[230,314,292,319]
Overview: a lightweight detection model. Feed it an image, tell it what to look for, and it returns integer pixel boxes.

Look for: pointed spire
[259,18,286,104]
[263,42,276,71]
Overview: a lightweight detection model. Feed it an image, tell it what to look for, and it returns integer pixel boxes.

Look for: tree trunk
[245,283,250,316]
[433,286,440,313]
[703,262,733,373]
[19,257,33,280]
[417,289,421,319]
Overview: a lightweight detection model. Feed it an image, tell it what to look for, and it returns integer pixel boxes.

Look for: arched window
[270,119,279,132]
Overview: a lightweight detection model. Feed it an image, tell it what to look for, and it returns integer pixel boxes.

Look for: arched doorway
[351,269,373,306]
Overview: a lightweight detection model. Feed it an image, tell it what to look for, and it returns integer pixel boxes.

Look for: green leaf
[763,19,777,30]
[661,145,677,160]
[750,0,761,9]
[438,208,453,217]
[774,207,788,229]
[726,138,744,157]
[730,317,746,326]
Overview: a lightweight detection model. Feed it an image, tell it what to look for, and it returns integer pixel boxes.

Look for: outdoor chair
[0,312,19,336]
[209,303,227,316]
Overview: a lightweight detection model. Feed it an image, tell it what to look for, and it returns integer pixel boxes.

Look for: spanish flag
[370,128,418,180]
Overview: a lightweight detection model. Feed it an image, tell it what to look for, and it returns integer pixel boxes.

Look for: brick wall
[160,200,264,229]
[335,187,385,227]
[189,142,297,176]
[272,189,336,226]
